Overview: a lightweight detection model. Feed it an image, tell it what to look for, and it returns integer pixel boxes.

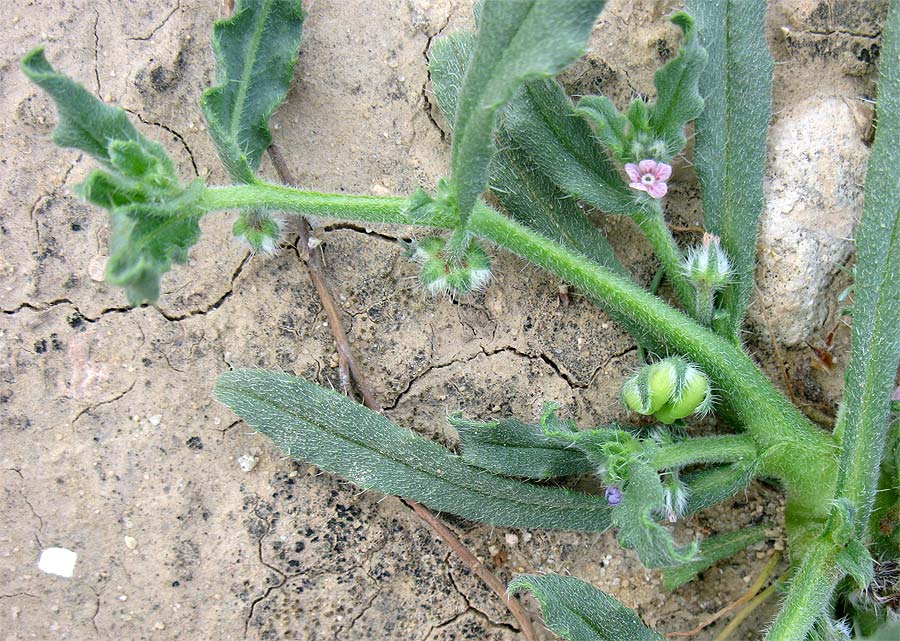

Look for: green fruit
[622,375,647,414]
[663,366,711,420]
[647,360,678,413]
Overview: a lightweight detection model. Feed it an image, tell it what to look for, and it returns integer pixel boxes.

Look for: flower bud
[684,233,732,291]
[233,210,282,255]
[409,236,491,296]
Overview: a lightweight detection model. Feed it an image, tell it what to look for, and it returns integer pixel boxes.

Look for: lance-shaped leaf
[830,0,900,539]
[662,526,766,591]
[647,13,707,159]
[450,413,595,479]
[22,47,205,305]
[686,0,773,339]
[449,0,606,228]
[682,460,757,516]
[509,574,664,641]
[430,29,626,274]
[611,461,698,568]
[201,0,305,178]
[215,371,612,531]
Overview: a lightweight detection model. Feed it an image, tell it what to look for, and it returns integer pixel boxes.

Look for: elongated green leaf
[22,48,205,304]
[500,80,636,216]
[450,413,594,479]
[611,462,698,568]
[682,460,757,516]
[575,95,628,158]
[430,30,626,274]
[215,371,612,531]
[509,574,664,641]
[22,47,167,169]
[662,526,765,591]
[201,0,305,178]
[833,0,900,537]
[449,0,606,227]
[686,0,773,339]
[648,13,707,159]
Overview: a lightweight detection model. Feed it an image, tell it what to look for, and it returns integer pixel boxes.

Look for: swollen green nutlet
[408,236,491,296]
[621,357,712,424]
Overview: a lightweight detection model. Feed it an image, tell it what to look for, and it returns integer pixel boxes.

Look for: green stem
[201,184,419,225]
[632,207,696,317]
[695,284,715,327]
[651,435,756,470]
[763,544,841,641]
[200,183,836,523]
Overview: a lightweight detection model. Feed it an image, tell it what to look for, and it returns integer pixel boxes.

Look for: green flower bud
[684,233,732,291]
[233,210,282,255]
[409,236,491,296]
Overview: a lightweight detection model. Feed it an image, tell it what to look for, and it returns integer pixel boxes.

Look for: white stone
[504,533,519,546]
[237,454,259,473]
[124,536,137,550]
[37,547,77,578]
[147,415,162,427]
[753,96,866,346]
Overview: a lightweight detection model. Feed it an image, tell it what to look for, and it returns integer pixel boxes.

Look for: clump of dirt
[0,1,880,639]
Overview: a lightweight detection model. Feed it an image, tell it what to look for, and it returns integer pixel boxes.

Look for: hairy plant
[23,0,900,638]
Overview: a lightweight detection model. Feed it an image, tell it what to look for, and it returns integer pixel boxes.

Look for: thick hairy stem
[651,435,756,470]
[200,184,836,523]
[632,208,696,317]
[763,544,840,641]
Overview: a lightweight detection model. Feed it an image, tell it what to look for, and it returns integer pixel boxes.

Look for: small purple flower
[625,159,672,199]
[605,485,623,506]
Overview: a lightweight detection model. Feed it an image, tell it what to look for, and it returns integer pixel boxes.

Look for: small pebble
[154,622,166,630]
[504,533,519,546]
[38,548,77,578]
[124,536,137,550]
[237,454,259,472]
[147,415,162,427]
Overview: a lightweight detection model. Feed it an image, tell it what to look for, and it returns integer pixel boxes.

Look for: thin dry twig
[666,551,782,639]
[711,583,778,641]
[755,287,798,405]
[267,143,536,641]
[403,498,538,641]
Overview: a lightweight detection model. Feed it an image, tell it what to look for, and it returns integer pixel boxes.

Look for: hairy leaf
[201,0,305,178]
[450,413,594,479]
[663,526,765,591]
[647,13,707,158]
[575,95,628,158]
[430,29,626,274]
[449,0,606,227]
[500,79,636,216]
[832,0,900,537]
[22,48,205,304]
[509,574,664,641]
[687,0,773,340]
[216,371,612,531]
[611,462,698,567]
[682,460,757,516]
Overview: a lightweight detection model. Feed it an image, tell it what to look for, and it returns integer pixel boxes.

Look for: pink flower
[625,159,672,199]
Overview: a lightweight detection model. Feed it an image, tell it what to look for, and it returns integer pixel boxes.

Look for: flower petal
[647,182,668,199]
[638,159,658,174]
[624,163,641,182]
[654,162,673,181]
[629,181,648,192]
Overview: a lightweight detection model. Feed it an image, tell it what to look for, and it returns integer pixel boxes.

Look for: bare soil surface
[0,1,883,639]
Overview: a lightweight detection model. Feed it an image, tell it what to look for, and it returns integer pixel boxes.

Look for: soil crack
[128,1,181,42]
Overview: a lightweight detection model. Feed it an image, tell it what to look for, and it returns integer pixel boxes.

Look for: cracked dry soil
[0,1,883,639]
